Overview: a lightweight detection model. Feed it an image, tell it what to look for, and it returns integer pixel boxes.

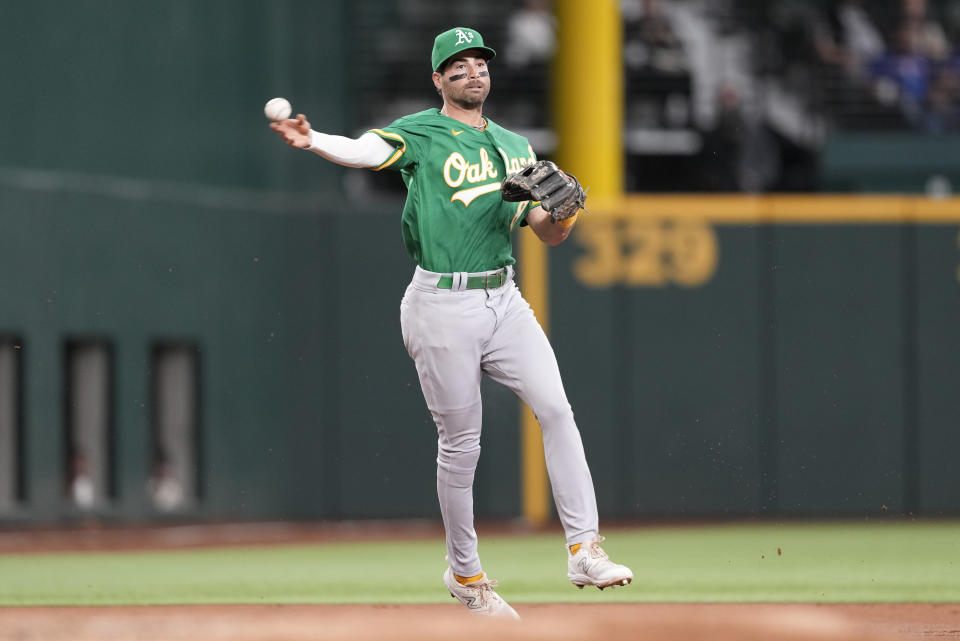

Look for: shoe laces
[464,576,500,607]
[587,535,610,560]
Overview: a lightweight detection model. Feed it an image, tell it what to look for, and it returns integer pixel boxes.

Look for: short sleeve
[368,119,429,172]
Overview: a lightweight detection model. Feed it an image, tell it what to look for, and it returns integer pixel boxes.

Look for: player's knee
[437,442,481,475]
[532,399,574,430]
[438,430,480,457]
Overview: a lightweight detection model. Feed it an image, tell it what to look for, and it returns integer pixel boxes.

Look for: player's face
[437,52,490,109]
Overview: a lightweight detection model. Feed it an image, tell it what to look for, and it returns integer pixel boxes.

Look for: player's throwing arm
[265,97,395,166]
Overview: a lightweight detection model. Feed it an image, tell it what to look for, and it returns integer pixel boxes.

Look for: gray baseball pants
[400,265,599,578]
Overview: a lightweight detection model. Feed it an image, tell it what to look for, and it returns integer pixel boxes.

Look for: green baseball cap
[431,27,497,72]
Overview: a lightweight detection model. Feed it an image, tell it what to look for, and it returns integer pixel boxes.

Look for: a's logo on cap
[455,29,475,45]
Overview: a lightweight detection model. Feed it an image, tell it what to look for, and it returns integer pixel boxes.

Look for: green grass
[1,521,957,605]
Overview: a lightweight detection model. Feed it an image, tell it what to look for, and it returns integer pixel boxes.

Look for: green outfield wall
[552,197,960,518]
[1,191,958,523]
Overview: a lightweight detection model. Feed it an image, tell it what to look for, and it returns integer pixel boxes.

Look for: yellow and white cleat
[443,567,521,619]
[567,536,634,590]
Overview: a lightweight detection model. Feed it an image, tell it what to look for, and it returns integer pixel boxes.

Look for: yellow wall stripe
[518,0,624,527]
[519,229,550,526]
[908,198,960,223]
[586,195,960,223]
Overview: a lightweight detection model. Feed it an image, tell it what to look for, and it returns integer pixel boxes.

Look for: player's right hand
[270,113,312,149]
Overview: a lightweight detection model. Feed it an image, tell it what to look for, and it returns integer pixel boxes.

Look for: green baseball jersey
[369,108,537,273]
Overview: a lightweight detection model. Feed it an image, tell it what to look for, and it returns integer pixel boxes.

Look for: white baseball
[264,97,292,121]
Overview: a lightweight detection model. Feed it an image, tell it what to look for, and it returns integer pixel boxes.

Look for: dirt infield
[0,603,957,640]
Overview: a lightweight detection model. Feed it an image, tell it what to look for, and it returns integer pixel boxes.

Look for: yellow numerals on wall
[573,217,718,288]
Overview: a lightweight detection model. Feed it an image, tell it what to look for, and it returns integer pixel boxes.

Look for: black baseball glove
[501,160,586,221]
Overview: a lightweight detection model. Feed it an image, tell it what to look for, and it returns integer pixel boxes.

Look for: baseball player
[270,26,632,619]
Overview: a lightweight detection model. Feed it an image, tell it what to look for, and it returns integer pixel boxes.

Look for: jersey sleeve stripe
[368,129,406,171]
[510,201,531,232]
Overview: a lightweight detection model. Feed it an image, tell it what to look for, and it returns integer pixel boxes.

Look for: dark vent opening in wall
[0,337,23,509]
[64,339,115,510]
[149,342,201,512]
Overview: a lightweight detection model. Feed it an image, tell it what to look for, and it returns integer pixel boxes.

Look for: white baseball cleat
[443,567,521,620]
[567,535,634,590]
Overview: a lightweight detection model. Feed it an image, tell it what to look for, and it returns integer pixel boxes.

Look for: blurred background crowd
[347,0,960,195]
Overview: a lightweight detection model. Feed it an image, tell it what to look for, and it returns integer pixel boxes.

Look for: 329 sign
[572,217,718,288]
